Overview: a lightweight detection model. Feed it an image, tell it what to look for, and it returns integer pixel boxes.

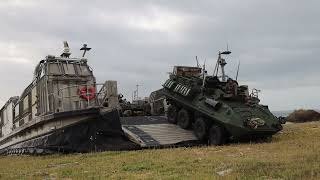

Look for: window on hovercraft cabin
[14,104,19,119]
[0,110,3,126]
[48,63,62,75]
[3,107,7,125]
[23,96,30,113]
[62,63,76,75]
[75,64,91,76]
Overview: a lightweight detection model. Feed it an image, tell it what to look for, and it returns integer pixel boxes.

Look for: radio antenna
[195,56,200,67]
[202,61,206,90]
[236,60,241,81]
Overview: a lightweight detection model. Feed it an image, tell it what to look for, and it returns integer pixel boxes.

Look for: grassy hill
[0,122,320,179]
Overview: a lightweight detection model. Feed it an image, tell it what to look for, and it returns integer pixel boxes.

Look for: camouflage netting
[286,109,320,123]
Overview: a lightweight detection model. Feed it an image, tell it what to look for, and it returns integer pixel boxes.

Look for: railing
[48,83,110,113]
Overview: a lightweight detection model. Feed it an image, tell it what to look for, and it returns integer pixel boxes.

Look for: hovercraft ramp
[121,116,198,148]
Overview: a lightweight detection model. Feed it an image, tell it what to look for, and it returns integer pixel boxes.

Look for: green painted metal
[162,63,283,142]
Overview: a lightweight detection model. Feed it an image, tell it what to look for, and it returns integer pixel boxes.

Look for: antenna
[195,56,200,67]
[132,92,134,102]
[213,53,220,76]
[214,48,231,81]
[204,58,208,76]
[236,60,241,81]
[202,60,206,90]
[133,84,141,101]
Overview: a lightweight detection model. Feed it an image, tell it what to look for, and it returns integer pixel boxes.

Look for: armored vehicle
[119,89,166,117]
[162,51,285,145]
[119,98,151,117]
[0,42,136,155]
[148,89,167,116]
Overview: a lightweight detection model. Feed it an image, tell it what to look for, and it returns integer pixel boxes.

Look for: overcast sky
[0,0,319,111]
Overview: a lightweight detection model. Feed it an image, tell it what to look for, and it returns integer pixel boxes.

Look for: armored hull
[163,89,281,140]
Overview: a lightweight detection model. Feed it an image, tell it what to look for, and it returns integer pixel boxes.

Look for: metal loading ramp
[121,116,198,148]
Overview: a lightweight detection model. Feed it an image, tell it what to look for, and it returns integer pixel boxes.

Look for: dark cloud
[0,0,319,110]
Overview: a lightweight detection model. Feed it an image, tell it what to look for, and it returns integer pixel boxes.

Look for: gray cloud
[0,0,319,111]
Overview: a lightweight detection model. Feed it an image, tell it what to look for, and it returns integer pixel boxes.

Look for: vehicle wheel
[208,125,226,145]
[194,118,208,141]
[123,110,132,117]
[177,109,192,129]
[167,105,177,124]
[256,135,272,143]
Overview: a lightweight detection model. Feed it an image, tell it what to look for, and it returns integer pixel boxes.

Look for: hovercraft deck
[121,116,198,148]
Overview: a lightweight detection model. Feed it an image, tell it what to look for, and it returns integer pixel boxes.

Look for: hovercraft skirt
[1,109,139,155]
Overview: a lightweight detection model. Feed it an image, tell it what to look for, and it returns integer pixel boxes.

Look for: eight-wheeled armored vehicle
[162,51,285,145]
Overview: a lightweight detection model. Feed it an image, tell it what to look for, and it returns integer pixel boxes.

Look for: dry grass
[0,122,320,179]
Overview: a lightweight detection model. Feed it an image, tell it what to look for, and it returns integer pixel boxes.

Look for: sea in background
[272,110,294,117]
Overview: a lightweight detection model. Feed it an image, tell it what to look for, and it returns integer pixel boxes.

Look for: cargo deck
[121,116,199,148]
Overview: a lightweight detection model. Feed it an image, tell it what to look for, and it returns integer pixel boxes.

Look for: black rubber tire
[194,118,208,141]
[208,125,226,146]
[167,105,177,124]
[255,135,272,143]
[177,109,192,129]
